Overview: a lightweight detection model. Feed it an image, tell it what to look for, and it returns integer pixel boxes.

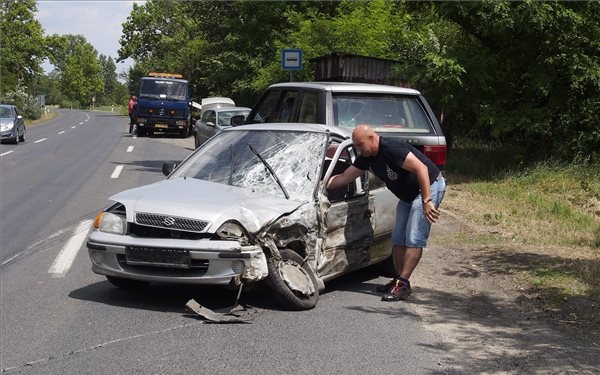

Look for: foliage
[0,0,46,94]
[1,86,42,120]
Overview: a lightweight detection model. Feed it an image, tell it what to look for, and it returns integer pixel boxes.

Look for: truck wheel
[263,249,319,310]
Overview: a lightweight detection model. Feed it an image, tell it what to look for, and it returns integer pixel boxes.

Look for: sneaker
[375,278,396,293]
[381,279,412,301]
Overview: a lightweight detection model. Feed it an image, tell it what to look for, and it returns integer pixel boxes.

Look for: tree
[0,0,46,94]
[59,38,104,108]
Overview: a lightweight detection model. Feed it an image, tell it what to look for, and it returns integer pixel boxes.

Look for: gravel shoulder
[412,202,600,374]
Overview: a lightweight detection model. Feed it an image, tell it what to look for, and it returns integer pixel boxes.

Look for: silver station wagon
[87,123,397,310]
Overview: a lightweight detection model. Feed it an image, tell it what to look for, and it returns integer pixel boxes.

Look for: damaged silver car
[87,123,397,310]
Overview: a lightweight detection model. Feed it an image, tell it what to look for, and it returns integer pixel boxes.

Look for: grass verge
[443,138,600,331]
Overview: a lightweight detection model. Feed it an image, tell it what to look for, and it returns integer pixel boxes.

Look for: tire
[263,249,319,310]
[19,133,24,142]
[194,133,200,149]
[106,276,150,289]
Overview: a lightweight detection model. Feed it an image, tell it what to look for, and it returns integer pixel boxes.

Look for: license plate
[126,247,190,268]
[155,123,168,129]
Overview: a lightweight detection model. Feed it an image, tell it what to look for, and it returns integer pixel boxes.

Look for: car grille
[136,213,208,233]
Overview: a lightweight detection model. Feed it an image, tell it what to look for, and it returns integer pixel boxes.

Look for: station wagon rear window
[332,94,432,134]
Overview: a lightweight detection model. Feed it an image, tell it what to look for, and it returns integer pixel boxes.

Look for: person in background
[128,95,137,133]
[326,125,446,301]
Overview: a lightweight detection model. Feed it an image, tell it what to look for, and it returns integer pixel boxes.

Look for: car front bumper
[87,231,268,285]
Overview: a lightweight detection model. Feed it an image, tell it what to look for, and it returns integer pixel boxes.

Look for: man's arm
[402,152,440,223]
[326,165,364,190]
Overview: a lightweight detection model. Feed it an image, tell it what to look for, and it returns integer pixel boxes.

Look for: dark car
[194,106,251,148]
[0,104,26,144]
[241,82,447,169]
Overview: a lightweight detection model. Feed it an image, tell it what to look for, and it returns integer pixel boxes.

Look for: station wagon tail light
[93,212,126,235]
[423,145,447,169]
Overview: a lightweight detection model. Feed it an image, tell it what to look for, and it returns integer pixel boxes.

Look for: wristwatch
[422,197,432,205]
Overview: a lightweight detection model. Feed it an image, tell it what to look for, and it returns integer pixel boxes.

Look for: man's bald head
[352,125,379,157]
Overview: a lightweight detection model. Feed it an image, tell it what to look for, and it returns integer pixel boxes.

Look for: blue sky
[36,0,145,75]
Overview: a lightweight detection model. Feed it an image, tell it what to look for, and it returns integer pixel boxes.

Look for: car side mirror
[162,162,177,177]
[230,115,245,126]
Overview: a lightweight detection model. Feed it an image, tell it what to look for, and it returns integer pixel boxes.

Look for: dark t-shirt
[353,137,440,203]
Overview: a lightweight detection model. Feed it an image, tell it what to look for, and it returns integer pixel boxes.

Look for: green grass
[444,137,600,306]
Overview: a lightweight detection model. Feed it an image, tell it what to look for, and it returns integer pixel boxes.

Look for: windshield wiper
[229,145,235,185]
[247,144,290,200]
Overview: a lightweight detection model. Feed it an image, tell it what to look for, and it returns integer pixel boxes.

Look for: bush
[0,86,43,120]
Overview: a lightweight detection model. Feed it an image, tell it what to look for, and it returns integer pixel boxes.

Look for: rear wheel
[18,133,24,142]
[263,249,319,310]
[106,276,150,289]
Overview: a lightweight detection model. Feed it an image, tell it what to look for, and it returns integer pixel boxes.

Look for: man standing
[128,95,137,133]
[327,125,446,301]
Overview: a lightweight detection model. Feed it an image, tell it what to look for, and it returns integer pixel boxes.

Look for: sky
[36,0,145,76]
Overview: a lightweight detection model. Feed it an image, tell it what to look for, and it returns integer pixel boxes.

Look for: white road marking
[79,122,84,125]
[111,165,124,179]
[58,131,65,134]
[48,220,93,277]
[34,138,47,143]
[126,146,134,152]
[0,150,14,157]
[71,126,77,129]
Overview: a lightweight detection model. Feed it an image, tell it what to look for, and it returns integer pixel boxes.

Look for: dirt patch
[411,204,600,373]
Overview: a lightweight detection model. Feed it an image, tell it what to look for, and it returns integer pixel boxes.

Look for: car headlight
[0,121,14,131]
[216,221,250,246]
[93,212,126,235]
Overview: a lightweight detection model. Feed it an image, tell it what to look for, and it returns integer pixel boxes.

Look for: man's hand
[423,201,440,224]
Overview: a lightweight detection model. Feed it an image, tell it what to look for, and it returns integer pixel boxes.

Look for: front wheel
[263,249,319,310]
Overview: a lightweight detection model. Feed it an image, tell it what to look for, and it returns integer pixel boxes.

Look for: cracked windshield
[171,130,327,200]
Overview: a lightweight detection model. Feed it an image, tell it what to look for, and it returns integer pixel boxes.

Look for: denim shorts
[391,176,446,248]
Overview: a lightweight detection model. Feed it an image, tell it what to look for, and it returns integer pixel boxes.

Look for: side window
[273,92,298,122]
[298,92,318,123]
[250,91,281,123]
[202,110,215,123]
[323,141,364,202]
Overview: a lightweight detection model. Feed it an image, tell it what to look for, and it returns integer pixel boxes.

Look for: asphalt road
[0,110,445,374]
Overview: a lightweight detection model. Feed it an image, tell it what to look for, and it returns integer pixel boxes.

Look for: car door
[198,110,216,144]
[317,139,375,279]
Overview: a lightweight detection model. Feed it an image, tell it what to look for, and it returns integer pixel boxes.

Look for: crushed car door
[318,139,375,278]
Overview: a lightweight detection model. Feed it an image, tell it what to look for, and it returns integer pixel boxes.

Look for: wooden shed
[310,52,411,87]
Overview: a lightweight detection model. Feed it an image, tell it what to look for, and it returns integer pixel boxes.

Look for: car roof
[226,122,352,138]
[267,81,421,95]
[214,106,251,112]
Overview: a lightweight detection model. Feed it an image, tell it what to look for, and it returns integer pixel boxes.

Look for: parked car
[87,123,397,310]
[194,106,251,148]
[237,82,447,170]
[0,104,26,144]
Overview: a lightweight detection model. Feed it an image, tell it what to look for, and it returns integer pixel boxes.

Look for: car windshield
[0,106,11,117]
[139,79,188,100]
[218,110,250,126]
[171,129,327,201]
[333,94,432,134]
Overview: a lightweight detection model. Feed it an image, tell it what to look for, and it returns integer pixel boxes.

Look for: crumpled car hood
[110,177,305,233]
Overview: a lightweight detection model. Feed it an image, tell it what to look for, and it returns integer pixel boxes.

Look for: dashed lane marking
[110,165,124,179]
[48,219,93,277]
[127,146,134,152]
[58,131,65,134]
[34,138,47,143]
[0,150,14,157]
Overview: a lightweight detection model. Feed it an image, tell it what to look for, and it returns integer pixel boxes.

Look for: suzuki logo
[159,109,165,116]
[163,217,176,226]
